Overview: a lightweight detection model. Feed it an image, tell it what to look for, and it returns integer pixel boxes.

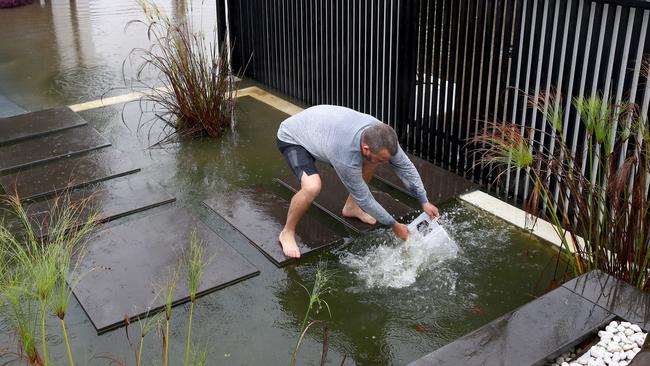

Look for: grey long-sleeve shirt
[277,105,428,226]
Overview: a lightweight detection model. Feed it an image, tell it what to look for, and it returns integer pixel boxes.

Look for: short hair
[362,123,399,155]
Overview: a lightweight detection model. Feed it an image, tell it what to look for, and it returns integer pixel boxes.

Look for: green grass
[290,261,335,366]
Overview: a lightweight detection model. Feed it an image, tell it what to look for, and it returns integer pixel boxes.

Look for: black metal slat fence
[222,0,650,204]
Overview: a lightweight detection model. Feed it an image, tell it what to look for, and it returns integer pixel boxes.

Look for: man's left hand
[422,202,440,220]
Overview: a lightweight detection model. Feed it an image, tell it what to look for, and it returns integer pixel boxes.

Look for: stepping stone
[0,125,111,174]
[203,187,342,267]
[72,207,259,334]
[0,107,86,145]
[26,176,176,236]
[0,148,139,200]
[275,163,415,233]
[408,286,614,366]
[374,154,479,204]
[562,269,650,332]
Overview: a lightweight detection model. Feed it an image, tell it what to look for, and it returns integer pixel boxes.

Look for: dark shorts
[277,138,319,179]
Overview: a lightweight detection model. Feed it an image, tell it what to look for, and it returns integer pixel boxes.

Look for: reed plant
[471,56,650,290]
[184,231,205,366]
[290,261,334,366]
[161,265,179,366]
[125,0,237,145]
[0,193,97,366]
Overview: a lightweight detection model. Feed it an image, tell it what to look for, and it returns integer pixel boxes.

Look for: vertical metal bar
[449,0,470,172]
[618,10,646,166]
[513,0,539,200]
[441,0,458,166]
[413,0,427,154]
[381,0,388,122]
[459,0,477,176]
[388,0,398,128]
[522,0,550,201]
[506,0,529,198]
[427,0,444,159]
[463,0,481,178]
[471,0,491,182]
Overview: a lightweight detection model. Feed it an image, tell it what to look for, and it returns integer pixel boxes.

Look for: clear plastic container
[407,212,445,237]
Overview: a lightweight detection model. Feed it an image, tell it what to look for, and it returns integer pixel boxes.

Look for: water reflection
[0,0,217,109]
[277,264,393,365]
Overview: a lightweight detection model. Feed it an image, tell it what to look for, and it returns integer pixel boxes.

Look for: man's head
[361,123,399,164]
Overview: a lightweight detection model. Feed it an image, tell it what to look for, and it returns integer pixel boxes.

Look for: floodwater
[0,1,564,365]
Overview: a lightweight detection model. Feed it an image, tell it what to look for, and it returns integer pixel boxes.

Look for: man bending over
[276,105,440,258]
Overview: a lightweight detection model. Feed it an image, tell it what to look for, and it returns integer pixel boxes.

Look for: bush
[471,56,650,291]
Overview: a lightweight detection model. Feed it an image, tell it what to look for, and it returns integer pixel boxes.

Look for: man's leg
[342,160,379,225]
[279,172,321,258]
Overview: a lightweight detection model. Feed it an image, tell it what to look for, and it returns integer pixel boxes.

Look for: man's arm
[390,147,440,219]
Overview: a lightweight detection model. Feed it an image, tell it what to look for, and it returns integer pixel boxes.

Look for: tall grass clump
[290,261,334,366]
[0,193,97,366]
[471,55,650,290]
[124,0,236,145]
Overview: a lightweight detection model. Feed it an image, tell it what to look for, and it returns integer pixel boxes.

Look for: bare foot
[279,230,301,258]
[342,205,377,225]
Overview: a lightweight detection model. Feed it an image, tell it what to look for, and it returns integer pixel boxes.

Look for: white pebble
[606,326,617,333]
[621,322,632,328]
[622,343,634,351]
[633,336,645,347]
[618,333,630,344]
[630,324,641,333]
[588,360,597,366]
[633,347,640,353]
[626,350,637,360]
[591,346,606,359]
[576,354,591,365]
[613,335,622,343]
[607,343,622,353]
[600,331,614,339]
[612,353,621,362]
[620,361,628,366]
[617,325,627,333]
[624,328,634,336]
[610,321,619,327]
[569,363,581,366]
[561,362,570,366]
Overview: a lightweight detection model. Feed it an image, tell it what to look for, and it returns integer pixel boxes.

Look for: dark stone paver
[275,163,415,233]
[409,286,613,366]
[203,187,342,266]
[0,148,139,200]
[0,125,110,174]
[72,207,259,334]
[562,269,650,332]
[374,153,478,204]
[0,107,86,145]
[26,176,175,236]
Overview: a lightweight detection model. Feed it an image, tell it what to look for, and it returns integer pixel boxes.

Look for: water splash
[340,228,459,289]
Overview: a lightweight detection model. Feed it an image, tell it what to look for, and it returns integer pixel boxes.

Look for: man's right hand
[392,222,409,241]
